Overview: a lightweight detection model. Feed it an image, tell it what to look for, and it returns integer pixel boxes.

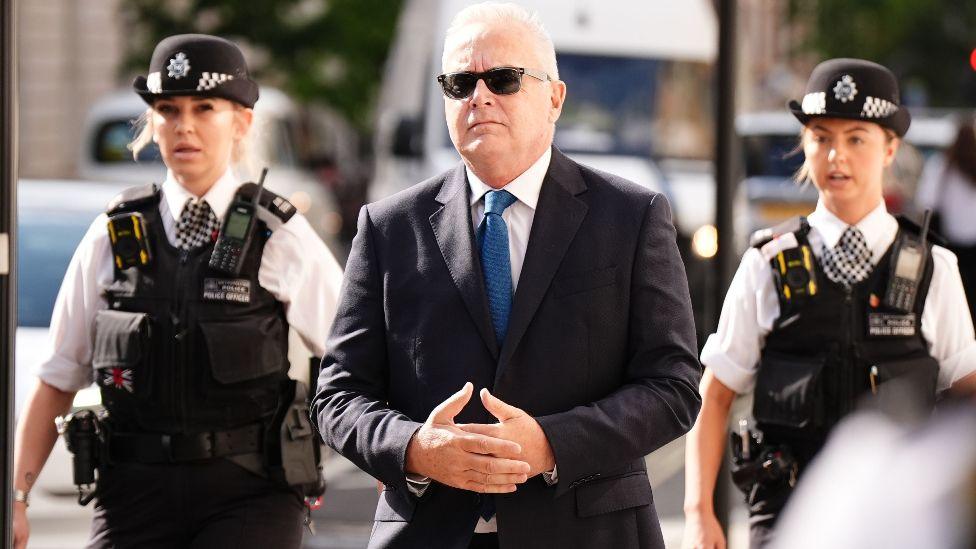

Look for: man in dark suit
[312,4,701,548]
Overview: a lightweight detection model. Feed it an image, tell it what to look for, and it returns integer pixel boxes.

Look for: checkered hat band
[821,226,873,286]
[197,72,236,91]
[802,92,827,115]
[175,198,219,251]
[861,96,899,118]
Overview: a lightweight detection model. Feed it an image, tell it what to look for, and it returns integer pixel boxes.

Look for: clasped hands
[404,382,555,494]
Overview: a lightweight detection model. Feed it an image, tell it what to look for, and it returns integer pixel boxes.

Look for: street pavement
[26,436,749,548]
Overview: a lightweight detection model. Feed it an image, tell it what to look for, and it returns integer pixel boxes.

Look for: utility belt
[58,375,324,507]
[108,423,263,464]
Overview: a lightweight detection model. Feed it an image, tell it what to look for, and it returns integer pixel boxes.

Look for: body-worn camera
[107,212,152,269]
[55,409,105,505]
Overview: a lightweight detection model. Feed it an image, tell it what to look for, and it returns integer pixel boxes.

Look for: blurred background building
[18,0,125,178]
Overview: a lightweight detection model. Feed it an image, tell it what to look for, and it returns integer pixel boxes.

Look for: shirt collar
[808,199,897,255]
[162,167,240,222]
[467,147,551,210]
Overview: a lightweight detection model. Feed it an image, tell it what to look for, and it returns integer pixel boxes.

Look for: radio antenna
[919,208,932,248]
[253,167,269,206]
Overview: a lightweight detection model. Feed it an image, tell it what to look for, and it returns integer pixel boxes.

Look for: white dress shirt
[406,148,554,533]
[37,168,344,392]
[701,200,976,394]
[467,147,551,291]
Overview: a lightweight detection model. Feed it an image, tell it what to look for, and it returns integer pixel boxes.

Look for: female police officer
[682,58,976,549]
[12,34,342,549]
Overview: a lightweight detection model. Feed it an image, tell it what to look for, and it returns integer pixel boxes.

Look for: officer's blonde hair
[442,2,559,80]
[129,103,259,178]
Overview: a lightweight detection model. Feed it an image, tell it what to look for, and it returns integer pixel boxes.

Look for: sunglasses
[436,66,551,100]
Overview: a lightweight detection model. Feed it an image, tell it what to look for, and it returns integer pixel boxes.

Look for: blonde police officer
[682,58,976,549]
[13,34,343,549]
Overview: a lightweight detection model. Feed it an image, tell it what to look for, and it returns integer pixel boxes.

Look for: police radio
[209,168,268,275]
[883,210,931,312]
[107,212,152,269]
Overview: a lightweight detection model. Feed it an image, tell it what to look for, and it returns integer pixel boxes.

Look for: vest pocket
[199,316,287,384]
[92,310,151,398]
[752,351,826,431]
[871,357,939,416]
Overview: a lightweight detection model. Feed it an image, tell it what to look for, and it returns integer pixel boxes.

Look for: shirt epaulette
[106,184,161,216]
[236,182,296,224]
[895,213,946,247]
[750,216,807,249]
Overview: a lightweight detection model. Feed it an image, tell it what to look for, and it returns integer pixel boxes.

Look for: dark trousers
[469,533,499,549]
[87,458,304,549]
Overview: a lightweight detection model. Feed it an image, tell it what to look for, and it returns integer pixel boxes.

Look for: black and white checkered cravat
[175,198,219,251]
[821,226,873,286]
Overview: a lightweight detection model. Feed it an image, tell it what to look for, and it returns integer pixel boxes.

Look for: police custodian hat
[132,34,259,108]
[788,58,911,137]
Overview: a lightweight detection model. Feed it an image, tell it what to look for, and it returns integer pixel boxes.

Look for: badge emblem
[833,74,857,103]
[167,52,191,79]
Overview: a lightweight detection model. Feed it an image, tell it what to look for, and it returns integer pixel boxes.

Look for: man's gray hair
[443,2,559,80]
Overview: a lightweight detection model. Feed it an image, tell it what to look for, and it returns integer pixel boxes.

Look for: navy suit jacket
[313,148,701,549]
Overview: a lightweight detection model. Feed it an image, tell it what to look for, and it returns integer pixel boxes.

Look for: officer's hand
[457,389,555,477]
[405,383,531,493]
[681,509,726,549]
[13,501,29,549]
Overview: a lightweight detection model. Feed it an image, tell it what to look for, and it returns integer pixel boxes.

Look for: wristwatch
[13,489,29,507]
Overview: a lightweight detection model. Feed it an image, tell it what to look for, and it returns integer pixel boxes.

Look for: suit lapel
[430,164,499,359]
[496,149,588,382]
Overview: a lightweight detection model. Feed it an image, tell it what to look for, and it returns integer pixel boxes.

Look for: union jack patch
[101,367,135,393]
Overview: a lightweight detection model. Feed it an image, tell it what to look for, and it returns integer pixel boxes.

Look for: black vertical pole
[713,0,737,537]
[0,0,16,545]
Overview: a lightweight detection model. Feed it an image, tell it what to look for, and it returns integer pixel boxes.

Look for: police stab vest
[93,183,295,435]
[750,216,939,463]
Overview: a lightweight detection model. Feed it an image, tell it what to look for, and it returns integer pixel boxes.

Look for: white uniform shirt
[37,168,344,392]
[701,200,976,394]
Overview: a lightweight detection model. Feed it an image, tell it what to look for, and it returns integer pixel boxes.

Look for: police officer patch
[868,312,916,337]
[203,278,251,304]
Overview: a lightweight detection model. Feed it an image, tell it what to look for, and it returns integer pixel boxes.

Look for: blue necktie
[476,190,516,522]
[479,190,518,345]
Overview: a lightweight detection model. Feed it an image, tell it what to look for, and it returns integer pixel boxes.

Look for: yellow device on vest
[107,212,152,269]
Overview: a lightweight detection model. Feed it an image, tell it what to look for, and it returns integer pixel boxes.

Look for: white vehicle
[371,0,719,338]
[78,87,348,255]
